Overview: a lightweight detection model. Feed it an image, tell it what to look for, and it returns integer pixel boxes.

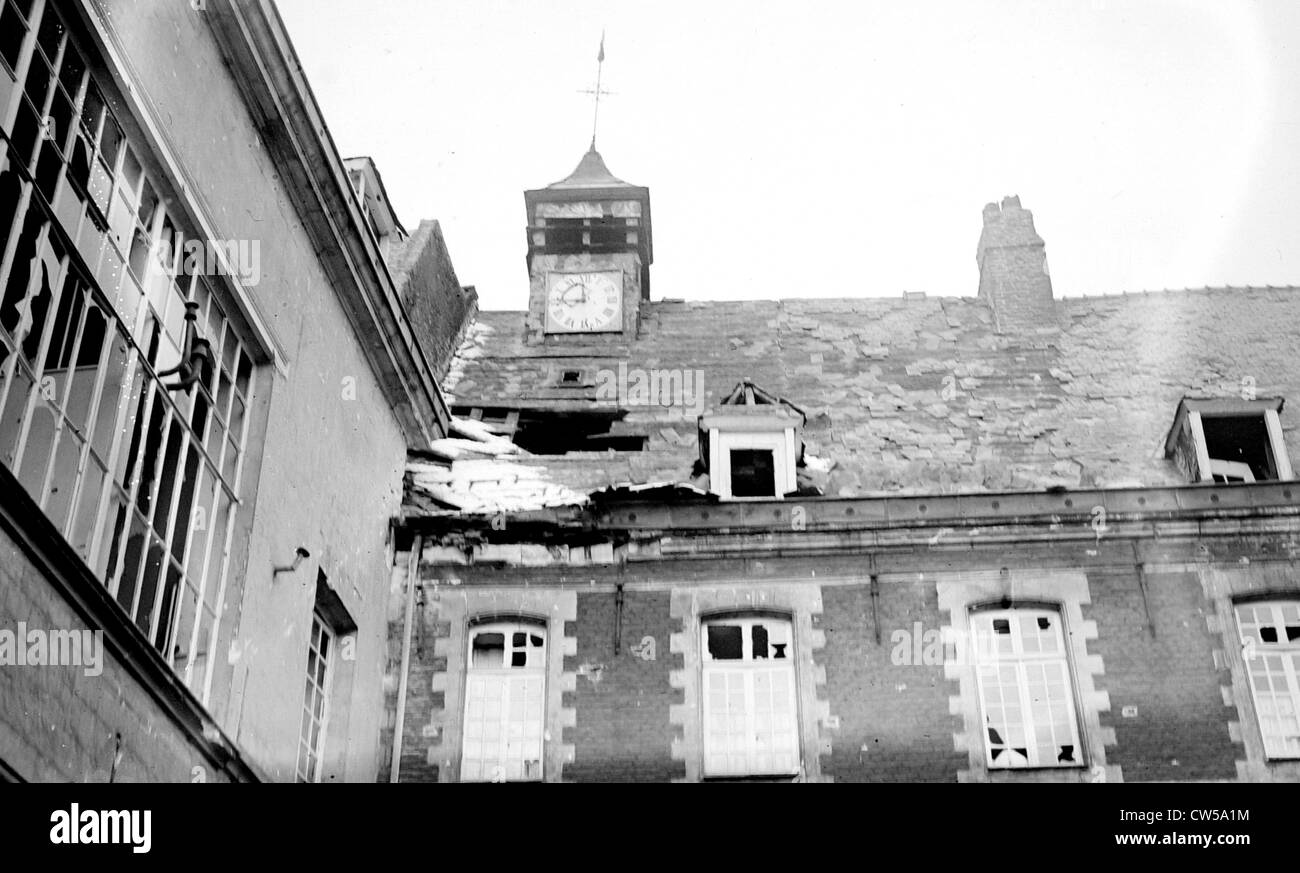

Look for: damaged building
[383,145,1300,783]
[0,0,465,782]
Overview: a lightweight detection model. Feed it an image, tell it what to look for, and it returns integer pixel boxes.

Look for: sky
[276,0,1300,311]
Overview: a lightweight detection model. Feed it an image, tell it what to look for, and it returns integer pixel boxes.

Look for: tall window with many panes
[1236,600,1300,759]
[700,614,800,778]
[971,607,1083,769]
[296,611,334,783]
[461,620,546,782]
[0,0,256,704]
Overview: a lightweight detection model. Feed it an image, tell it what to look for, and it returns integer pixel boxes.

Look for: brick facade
[385,498,1300,782]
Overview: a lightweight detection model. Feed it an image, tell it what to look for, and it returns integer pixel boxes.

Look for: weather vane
[578,30,613,148]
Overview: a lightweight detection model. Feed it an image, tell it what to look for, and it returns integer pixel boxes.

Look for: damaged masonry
[0,2,1298,791]
[384,149,1300,783]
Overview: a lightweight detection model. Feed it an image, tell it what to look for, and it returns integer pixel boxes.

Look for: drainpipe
[390,534,422,783]
[614,581,625,655]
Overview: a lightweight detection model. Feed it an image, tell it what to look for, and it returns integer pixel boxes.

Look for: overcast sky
[276,0,1300,311]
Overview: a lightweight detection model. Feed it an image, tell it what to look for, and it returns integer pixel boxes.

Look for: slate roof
[408,286,1300,514]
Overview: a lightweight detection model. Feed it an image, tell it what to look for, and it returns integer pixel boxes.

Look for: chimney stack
[976,195,1056,332]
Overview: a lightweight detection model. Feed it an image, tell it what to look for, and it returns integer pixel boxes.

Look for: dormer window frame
[1165,397,1293,484]
[701,413,800,501]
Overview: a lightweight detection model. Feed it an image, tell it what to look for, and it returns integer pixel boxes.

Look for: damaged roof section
[436,286,1300,506]
[407,415,698,515]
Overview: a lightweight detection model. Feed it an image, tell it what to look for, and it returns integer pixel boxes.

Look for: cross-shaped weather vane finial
[578,30,613,149]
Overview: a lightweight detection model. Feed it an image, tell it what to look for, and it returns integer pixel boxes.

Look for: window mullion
[37,282,89,527]
[1016,660,1038,767]
[0,175,34,295]
[317,622,334,782]
[1282,646,1300,753]
[125,405,174,626]
[0,0,46,133]
[748,670,759,769]
[9,229,69,474]
[148,428,191,651]
[105,376,157,596]
[60,304,113,541]
[198,499,238,705]
[180,460,222,687]
[0,329,16,416]
[86,345,139,575]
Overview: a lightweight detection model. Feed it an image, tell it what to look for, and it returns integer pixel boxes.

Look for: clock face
[545,271,623,333]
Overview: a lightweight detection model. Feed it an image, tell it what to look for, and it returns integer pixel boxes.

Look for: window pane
[472,632,505,668]
[729,448,776,497]
[706,624,743,660]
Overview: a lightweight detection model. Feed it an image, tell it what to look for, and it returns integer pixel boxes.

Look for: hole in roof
[1210,494,1220,503]
[561,370,581,383]
[452,406,645,454]
[845,507,855,516]
[627,513,637,522]
[1064,499,1073,508]
[991,501,1000,509]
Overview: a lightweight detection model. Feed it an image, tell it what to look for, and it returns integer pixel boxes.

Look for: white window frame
[461,620,547,782]
[0,0,258,707]
[708,429,797,501]
[1167,399,1294,483]
[971,607,1084,770]
[296,610,334,783]
[700,615,800,778]
[1235,600,1300,759]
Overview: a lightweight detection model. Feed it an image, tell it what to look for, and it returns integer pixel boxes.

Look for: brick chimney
[976,195,1056,332]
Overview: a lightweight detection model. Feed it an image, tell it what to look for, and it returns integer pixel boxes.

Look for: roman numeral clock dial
[545,271,623,333]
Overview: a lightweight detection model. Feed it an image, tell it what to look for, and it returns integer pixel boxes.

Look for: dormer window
[1165,397,1293,483]
[700,382,804,501]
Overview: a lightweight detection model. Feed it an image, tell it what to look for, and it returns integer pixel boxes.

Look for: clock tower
[524,147,652,342]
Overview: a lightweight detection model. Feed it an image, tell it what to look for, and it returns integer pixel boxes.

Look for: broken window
[452,406,647,455]
[729,448,776,498]
[1235,601,1300,759]
[1201,415,1278,482]
[462,620,546,782]
[701,616,798,777]
[971,608,1083,770]
[0,6,256,709]
[1165,398,1293,484]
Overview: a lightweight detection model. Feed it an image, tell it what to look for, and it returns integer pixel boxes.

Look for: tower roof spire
[546,147,629,190]
[578,30,612,150]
